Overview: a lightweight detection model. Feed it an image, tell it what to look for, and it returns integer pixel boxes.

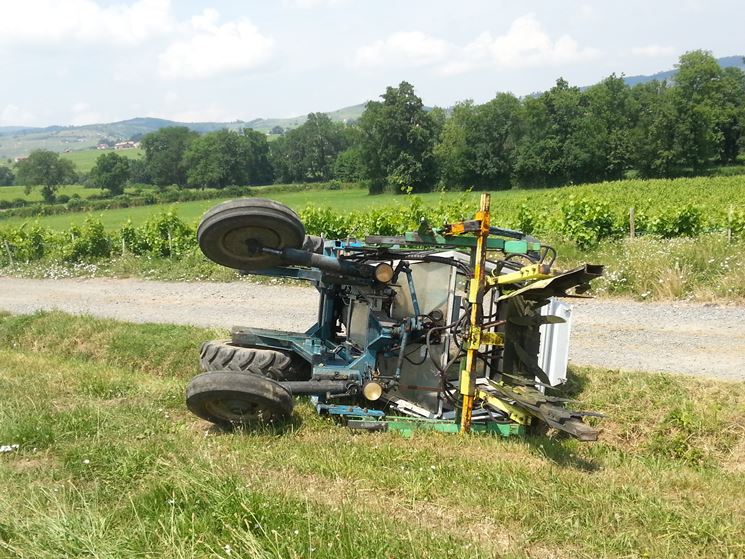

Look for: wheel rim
[204,396,276,423]
[197,199,305,270]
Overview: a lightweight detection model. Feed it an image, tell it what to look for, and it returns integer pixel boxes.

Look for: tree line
[3,50,743,201]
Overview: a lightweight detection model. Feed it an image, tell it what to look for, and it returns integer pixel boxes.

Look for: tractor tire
[186,371,293,427]
[199,340,310,381]
[197,198,305,270]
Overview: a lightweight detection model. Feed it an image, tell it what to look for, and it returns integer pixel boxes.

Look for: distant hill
[1,56,743,160]
[0,106,367,159]
[622,55,745,87]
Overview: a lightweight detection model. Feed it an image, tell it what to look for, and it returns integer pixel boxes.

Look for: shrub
[649,205,704,238]
[560,196,617,249]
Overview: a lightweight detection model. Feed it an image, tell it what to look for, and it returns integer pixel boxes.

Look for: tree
[140,127,198,187]
[631,51,740,176]
[514,79,595,187]
[358,82,438,193]
[270,125,285,135]
[630,80,680,177]
[15,149,76,202]
[0,165,14,186]
[184,129,273,188]
[583,74,635,180]
[715,66,745,164]
[670,50,724,172]
[128,158,152,184]
[90,152,130,195]
[333,146,365,181]
[436,93,522,189]
[270,113,350,183]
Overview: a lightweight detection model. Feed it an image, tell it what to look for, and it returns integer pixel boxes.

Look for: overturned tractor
[186,194,604,440]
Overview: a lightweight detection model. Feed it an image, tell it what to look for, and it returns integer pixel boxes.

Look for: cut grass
[0,311,743,558]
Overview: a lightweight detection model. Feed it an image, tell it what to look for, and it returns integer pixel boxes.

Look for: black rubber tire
[186,371,294,427]
[199,340,309,381]
[197,198,305,270]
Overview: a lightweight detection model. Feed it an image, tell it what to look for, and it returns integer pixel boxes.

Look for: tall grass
[0,312,743,558]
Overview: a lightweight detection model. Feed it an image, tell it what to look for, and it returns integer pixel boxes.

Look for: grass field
[0,311,743,558]
[60,148,144,173]
[0,187,379,229]
[0,184,103,203]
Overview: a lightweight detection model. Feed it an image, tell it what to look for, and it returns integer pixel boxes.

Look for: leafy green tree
[514,79,595,187]
[630,80,679,177]
[632,51,743,176]
[127,158,152,184]
[436,93,522,189]
[0,165,14,186]
[90,152,130,195]
[333,146,365,181]
[184,129,273,188]
[270,113,349,183]
[15,149,77,202]
[670,50,724,173]
[583,74,636,179]
[141,127,198,187]
[358,81,438,193]
[715,65,745,164]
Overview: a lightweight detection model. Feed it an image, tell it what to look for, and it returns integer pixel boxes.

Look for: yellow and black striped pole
[459,193,490,433]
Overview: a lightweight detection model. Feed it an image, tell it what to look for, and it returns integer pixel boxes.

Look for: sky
[0,0,742,127]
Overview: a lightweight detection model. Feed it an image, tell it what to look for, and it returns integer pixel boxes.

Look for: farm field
[2,175,745,231]
[0,184,103,203]
[0,311,742,558]
[2,176,744,302]
[0,187,379,229]
[60,147,144,173]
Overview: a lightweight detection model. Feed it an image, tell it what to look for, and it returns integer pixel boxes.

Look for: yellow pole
[460,193,490,433]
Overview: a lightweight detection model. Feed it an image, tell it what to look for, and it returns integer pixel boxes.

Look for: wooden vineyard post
[629,207,636,239]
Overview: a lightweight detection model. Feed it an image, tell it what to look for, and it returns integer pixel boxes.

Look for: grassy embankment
[0,311,742,558]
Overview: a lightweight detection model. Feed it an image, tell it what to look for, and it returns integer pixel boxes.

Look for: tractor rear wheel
[199,340,310,381]
[186,371,293,427]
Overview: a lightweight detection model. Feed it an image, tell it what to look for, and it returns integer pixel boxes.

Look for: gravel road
[1,277,743,381]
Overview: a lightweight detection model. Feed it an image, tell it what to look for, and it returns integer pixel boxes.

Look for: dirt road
[1,277,743,381]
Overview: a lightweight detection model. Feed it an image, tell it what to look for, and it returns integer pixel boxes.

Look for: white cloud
[441,14,601,75]
[354,31,452,68]
[158,10,273,80]
[630,44,676,57]
[0,0,171,47]
[0,105,36,126]
[353,15,600,76]
[282,0,348,8]
[69,102,103,126]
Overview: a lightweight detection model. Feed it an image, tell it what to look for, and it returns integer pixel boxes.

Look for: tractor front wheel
[186,371,294,428]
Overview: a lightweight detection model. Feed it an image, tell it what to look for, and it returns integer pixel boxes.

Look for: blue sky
[0,0,742,126]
